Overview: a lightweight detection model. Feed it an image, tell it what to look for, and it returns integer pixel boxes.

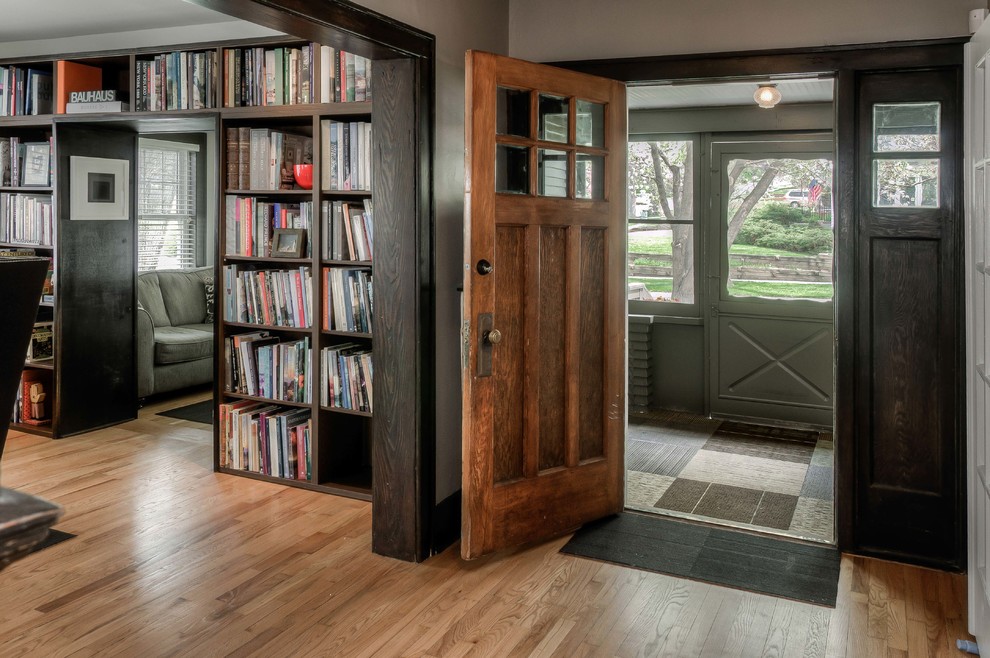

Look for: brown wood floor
[0,391,975,657]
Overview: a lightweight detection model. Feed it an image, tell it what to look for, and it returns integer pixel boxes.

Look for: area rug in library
[561,513,840,607]
[625,410,834,544]
[157,400,213,425]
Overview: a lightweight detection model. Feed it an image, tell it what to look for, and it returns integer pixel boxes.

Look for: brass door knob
[486,329,503,345]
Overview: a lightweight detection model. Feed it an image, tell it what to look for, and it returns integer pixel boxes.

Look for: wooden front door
[462,51,627,559]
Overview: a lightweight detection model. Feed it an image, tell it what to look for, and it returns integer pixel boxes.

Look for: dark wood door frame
[186,0,438,562]
[560,38,966,568]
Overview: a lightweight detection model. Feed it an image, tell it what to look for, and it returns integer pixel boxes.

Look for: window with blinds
[137,139,199,271]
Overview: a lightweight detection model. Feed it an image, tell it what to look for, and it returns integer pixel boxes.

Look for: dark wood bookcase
[1,1,436,561]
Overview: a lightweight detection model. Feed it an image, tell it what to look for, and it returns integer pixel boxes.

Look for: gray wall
[353,0,511,504]
[509,0,982,62]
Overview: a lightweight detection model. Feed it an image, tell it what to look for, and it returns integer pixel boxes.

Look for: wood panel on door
[854,69,964,569]
[462,51,626,559]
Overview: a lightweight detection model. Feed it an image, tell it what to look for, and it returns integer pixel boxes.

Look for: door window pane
[628,223,695,304]
[873,102,940,152]
[627,140,696,305]
[575,153,604,199]
[873,159,939,208]
[496,144,529,194]
[725,157,834,301]
[539,94,568,143]
[538,149,568,197]
[576,100,604,147]
[497,87,530,138]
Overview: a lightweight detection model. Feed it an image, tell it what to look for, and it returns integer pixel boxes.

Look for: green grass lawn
[628,235,816,258]
[629,276,833,300]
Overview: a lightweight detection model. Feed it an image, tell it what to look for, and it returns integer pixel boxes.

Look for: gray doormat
[157,400,213,425]
[561,512,840,606]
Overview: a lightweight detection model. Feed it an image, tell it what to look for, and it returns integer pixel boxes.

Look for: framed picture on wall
[69,155,129,220]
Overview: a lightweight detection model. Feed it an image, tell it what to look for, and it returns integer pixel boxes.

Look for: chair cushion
[136,273,171,328]
[153,326,213,365]
[158,270,210,327]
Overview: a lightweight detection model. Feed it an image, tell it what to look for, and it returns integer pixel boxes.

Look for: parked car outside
[769,188,811,207]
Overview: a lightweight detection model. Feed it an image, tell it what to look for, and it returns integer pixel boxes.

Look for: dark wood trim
[554,38,966,82]
[185,0,435,60]
[370,57,425,562]
[833,70,856,553]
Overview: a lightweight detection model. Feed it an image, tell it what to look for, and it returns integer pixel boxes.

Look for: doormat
[560,512,840,606]
[28,529,75,555]
[157,400,213,425]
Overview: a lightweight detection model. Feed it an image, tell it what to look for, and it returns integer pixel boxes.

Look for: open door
[462,51,627,559]
[967,16,990,647]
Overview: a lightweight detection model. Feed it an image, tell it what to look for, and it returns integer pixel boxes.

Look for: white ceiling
[0,0,233,42]
[629,78,834,110]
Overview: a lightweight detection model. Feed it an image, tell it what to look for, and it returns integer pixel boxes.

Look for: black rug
[29,529,75,555]
[157,400,213,425]
[561,512,840,606]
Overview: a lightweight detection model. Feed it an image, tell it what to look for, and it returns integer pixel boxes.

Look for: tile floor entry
[626,410,834,544]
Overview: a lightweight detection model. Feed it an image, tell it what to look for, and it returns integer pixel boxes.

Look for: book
[26,321,54,361]
[26,69,53,115]
[55,60,102,113]
[64,100,129,114]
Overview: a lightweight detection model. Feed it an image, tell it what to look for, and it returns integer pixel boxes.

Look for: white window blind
[137,140,198,271]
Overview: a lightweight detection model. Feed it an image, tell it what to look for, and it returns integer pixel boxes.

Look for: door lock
[477,259,493,275]
[477,313,496,377]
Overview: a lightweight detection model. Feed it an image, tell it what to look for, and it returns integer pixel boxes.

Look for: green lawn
[628,235,815,258]
[630,276,833,300]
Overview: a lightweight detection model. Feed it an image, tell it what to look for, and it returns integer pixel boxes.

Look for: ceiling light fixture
[754,84,782,109]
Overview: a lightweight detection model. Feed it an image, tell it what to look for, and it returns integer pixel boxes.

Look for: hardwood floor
[0,393,975,657]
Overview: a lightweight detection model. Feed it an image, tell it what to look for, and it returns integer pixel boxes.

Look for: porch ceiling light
[754,84,782,109]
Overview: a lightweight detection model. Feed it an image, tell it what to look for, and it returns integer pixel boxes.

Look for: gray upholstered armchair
[136,267,214,398]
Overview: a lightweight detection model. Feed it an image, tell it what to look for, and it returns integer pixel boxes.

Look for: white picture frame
[69,155,129,221]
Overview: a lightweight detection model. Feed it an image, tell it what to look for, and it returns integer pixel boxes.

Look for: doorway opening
[625,77,836,544]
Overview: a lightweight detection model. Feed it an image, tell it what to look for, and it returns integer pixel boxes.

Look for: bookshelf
[217,75,376,498]
[0,0,435,559]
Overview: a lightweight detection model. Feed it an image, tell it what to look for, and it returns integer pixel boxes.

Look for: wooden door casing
[462,51,626,559]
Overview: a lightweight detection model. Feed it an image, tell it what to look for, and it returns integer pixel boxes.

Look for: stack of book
[224,197,313,258]
[223,331,312,403]
[0,67,53,116]
[135,50,218,111]
[64,89,128,114]
[322,268,372,334]
[319,120,372,191]
[321,344,373,413]
[320,47,373,103]
[225,128,312,191]
[0,193,54,246]
[320,200,372,261]
[218,400,311,480]
[222,265,313,328]
[222,44,315,107]
[2,139,52,187]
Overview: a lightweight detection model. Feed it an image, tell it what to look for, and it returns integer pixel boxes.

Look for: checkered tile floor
[626,410,834,544]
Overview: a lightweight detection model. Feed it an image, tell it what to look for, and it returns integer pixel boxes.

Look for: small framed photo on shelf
[69,156,129,221]
[22,142,51,186]
[272,228,306,258]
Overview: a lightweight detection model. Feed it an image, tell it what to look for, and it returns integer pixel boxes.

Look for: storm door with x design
[707,135,834,427]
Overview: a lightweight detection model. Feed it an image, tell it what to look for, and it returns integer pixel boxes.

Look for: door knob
[485,329,503,345]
